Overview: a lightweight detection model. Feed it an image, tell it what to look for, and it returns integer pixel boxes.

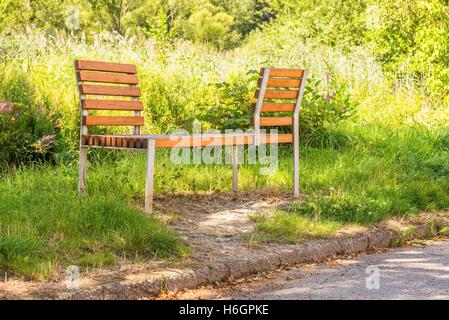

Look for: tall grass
[0,29,387,149]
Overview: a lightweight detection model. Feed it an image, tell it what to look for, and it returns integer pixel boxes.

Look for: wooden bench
[75,60,308,212]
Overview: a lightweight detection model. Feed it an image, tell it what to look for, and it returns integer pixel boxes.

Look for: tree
[0,0,30,33]
[366,0,449,101]
[186,3,235,48]
[87,0,137,34]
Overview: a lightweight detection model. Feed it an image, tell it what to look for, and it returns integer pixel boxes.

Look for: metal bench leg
[232,145,238,192]
[78,147,87,195]
[293,131,300,197]
[145,139,156,213]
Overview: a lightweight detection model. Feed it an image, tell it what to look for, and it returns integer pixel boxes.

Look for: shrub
[0,100,60,168]
[300,74,358,139]
[200,70,257,130]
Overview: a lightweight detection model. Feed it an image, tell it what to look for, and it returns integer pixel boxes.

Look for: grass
[0,164,187,280]
[248,212,343,243]
[249,124,449,242]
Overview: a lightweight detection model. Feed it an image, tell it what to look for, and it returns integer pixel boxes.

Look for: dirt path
[166,239,449,300]
[156,190,294,266]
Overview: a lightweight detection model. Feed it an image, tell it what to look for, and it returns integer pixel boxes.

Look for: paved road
[173,239,449,300]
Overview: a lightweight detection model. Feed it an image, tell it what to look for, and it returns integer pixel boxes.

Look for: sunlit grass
[249,212,342,243]
[0,164,187,280]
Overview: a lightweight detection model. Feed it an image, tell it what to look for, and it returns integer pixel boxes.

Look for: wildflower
[34,134,56,154]
[0,99,11,112]
[322,73,336,101]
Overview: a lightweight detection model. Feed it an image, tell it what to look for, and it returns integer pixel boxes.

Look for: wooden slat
[258,78,302,88]
[80,85,141,97]
[157,134,294,148]
[82,99,143,110]
[128,138,135,149]
[255,90,299,99]
[82,134,293,148]
[260,68,304,78]
[251,117,293,126]
[75,60,137,74]
[83,116,144,126]
[253,103,296,112]
[78,71,138,84]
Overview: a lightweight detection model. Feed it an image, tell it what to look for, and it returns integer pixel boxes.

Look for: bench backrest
[75,60,144,143]
[252,68,308,144]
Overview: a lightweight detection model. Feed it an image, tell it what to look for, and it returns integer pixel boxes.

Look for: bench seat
[82,133,294,149]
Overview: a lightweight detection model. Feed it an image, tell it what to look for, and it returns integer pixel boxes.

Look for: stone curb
[61,217,449,300]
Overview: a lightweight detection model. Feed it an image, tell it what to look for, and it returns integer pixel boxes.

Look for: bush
[0,100,59,168]
[199,70,257,130]
[300,74,358,139]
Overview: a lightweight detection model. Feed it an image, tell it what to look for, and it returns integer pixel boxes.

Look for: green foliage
[200,71,257,130]
[366,0,449,102]
[275,0,369,48]
[0,102,59,167]
[0,0,29,33]
[301,75,358,139]
[0,0,277,48]
[186,4,235,49]
[0,70,60,168]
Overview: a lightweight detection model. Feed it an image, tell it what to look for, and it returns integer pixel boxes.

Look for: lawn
[252,124,449,243]
[0,163,187,280]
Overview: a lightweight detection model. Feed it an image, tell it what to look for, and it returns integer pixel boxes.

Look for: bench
[75,60,308,212]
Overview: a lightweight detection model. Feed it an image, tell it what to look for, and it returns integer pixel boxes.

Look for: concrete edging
[62,217,449,299]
